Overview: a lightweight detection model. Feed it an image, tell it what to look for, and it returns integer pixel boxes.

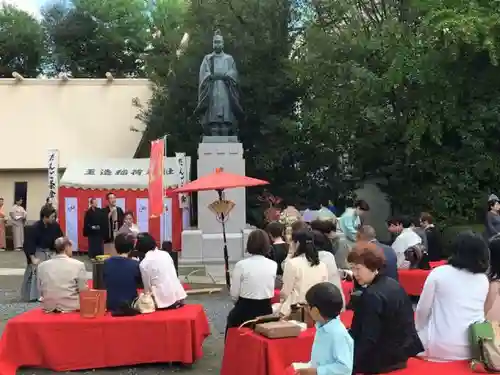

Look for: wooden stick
[186,288,222,295]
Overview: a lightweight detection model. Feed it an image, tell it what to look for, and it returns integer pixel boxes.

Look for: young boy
[294,282,354,375]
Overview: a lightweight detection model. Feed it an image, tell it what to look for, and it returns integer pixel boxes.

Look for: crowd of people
[8,190,500,374]
[228,198,500,374]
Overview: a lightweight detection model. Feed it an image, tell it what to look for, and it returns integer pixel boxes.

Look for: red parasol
[173,168,269,287]
[174,168,269,193]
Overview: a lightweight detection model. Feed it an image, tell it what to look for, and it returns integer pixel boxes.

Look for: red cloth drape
[222,314,474,375]
[0,305,209,374]
[221,311,353,375]
[148,139,165,218]
[58,187,183,252]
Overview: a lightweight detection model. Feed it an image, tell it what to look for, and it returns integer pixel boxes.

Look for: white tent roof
[60,157,191,190]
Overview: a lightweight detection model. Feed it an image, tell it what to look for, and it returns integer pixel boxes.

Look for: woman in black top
[348,241,423,374]
[420,212,443,261]
[265,221,288,288]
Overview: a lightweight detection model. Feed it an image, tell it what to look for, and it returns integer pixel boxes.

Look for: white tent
[60,157,191,189]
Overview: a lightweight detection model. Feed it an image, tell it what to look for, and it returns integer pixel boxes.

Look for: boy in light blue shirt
[294,282,353,375]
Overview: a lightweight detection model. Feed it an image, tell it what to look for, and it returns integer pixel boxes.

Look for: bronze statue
[194,30,244,138]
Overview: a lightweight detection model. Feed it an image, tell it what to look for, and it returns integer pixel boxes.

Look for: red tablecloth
[398,269,431,296]
[0,304,210,375]
[220,310,353,375]
[283,359,476,375]
[86,279,191,291]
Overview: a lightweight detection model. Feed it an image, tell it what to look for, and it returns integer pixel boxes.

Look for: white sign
[65,197,78,251]
[48,149,59,207]
[136,198,149,232]
[175,152,189,208]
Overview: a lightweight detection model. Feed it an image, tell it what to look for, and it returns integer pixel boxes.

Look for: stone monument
[182,30,250,277]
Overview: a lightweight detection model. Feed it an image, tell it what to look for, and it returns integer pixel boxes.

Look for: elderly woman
[348,241,422,374]
[485,194,500,240]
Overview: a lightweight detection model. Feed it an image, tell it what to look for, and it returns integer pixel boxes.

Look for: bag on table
[289,303,314,328]
[79,289,107,318]
[132,292,156,314]
[469,320,500,372]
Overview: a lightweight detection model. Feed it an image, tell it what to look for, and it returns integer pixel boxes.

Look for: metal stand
[217,189,231,288]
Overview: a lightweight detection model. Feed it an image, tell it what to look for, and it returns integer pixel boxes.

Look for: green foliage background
[3,0,500,226]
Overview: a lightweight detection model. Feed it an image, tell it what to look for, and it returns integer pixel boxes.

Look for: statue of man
[194,30,244,138]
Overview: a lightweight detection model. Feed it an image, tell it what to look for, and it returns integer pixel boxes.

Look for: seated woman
[37,237,88,312]
[265,221,289,289]
[139,233,186,309]
[103,233,143,312]
[226,229,277,334]
[311,229,344,304]
[117,211,140,236]
[416,231,489,361]
[348,242,422,374]
[486,234,500,320]
[279,229,328,317]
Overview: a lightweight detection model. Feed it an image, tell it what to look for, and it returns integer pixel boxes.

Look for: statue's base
[180,228,253,265]
[202,135,239,143]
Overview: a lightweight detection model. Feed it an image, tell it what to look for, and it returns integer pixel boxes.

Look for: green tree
[42,0,150,77]
[0,5,45,78]
[140,0,312,222]
[303,0,500,223]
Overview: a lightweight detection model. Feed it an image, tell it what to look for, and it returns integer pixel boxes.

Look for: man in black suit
[83,198,105,259]
[102,192,124,256]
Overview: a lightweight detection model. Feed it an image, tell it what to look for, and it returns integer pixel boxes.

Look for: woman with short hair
[226,229,277,335]
[485,194,500,240]
[348,241,422,374]
[416,231,489,361]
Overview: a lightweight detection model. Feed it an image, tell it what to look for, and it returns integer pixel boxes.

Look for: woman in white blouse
[226,229,277,336]
[279,229,328,316]
[415,231,489,361]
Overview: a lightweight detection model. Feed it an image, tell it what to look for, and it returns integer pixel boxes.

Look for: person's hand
[32,258,40,265]
[296,368,316,375]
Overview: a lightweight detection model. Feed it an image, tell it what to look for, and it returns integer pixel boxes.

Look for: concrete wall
[0,78,152,169]
[0,170,52,221]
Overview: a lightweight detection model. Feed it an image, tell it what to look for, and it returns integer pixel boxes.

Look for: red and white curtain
[58,187,183,252]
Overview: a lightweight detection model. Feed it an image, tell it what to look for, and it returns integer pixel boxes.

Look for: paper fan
[208,199,235,217]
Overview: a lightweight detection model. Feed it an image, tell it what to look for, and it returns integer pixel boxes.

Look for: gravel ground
[0,252,231,375]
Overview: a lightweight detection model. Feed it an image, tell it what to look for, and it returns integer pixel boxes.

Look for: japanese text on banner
[149,139,165,218]
[175,152,189,208]
[47,149,59,206]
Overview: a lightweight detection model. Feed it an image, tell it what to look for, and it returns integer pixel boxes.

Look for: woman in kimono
[0,198,6,250]
[117,211,140,237]
[10,198,27,250]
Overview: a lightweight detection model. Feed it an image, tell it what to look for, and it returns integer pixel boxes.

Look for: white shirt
[392,228,422,267]
[230,255,277,300]
[280,254,329,316]
[416,265,489,361]
[318,251,345,306]
[140,249,187,308]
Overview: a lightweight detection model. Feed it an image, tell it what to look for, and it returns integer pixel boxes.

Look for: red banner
[149,139,165,218]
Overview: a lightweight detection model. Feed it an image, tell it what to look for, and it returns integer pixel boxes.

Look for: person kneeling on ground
[103,233,143,312]
[293,282,353,375]
[37,237,88,312]
[138,233,186,310]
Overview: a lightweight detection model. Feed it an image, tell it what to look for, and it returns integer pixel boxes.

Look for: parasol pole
[217,189,231,288]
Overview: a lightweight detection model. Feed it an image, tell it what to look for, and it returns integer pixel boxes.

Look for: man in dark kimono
[83,198,105,259]
[102,192,124,256]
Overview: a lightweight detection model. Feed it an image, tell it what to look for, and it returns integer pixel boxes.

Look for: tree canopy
[2,0,500,224]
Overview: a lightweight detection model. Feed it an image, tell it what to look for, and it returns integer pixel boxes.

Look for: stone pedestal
[181,142,247,265]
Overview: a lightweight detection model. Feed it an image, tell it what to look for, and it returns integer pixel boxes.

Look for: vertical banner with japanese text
[47,149,59,207]
[160,197,173,242]
[136,198,149,232]
[65,197,78,251]
[175,152,189,208]
[149,139,165,218]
